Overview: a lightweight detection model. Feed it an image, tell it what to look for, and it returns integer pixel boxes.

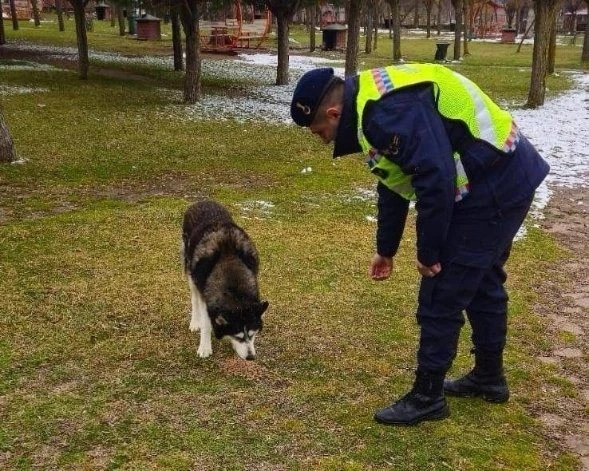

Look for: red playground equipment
[200,1,272,54]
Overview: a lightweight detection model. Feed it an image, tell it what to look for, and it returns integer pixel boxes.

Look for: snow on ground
[2,42,587,221]
[0,59,65,72]
[512,71,589,218]
[0,84,50,95]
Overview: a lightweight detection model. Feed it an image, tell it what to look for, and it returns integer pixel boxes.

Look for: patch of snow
[511,71,589,217]
[0,59,66,72]
[0,85,49,96]
[236,200,275,220]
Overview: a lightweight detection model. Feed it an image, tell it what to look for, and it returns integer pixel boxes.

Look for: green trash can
[127,12,137,35]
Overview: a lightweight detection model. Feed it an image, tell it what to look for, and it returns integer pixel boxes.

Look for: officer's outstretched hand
[370,254,393,281]
[416,260,442,277]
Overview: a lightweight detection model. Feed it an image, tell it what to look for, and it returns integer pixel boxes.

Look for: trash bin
[136,14,162,40]
[435,42,450,61]
[127,12,137,35]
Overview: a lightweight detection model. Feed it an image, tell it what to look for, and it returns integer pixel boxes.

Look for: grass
[0,15,586,470]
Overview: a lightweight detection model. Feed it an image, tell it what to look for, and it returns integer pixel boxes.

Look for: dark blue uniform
[334,76,550,373]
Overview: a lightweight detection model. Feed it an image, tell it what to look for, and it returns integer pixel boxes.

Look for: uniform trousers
[416,192,535,373]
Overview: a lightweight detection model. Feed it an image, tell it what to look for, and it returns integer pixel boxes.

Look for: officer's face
[309,106,341,145]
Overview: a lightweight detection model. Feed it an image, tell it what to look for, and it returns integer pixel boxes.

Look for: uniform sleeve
[363,84,456,267]
[376,182,409,257]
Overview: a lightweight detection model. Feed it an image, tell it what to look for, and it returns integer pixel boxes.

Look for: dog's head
[211,300,268,360]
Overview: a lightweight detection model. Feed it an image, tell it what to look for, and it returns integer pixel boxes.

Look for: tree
[56,0,66,32]
[116,4,125,36]
[171,9,184,71]
[9,0,19,30]
[387,0,402,61]
[305,3,317,52]
[179,0,202,102]
[345,0,362,76]
[265,0,302,85]
[0,108,17,164]
[31,0,41,27]
[562,0,584,34]
[526,0,560,107]
[68,0,91,79]
[436,0,442,35]
[583,0,589,62]
[424,0,434,38]
[451,0,463,60]
[462,0,470,56]
[505,0,517,28]
[0,15,5,45]
[365,0,376,54]
[547,14,556,74]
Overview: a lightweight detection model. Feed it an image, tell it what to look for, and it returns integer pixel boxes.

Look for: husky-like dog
[182,200,268,360]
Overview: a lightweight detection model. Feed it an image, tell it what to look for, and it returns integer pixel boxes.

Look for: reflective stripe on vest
[356,64,519,201]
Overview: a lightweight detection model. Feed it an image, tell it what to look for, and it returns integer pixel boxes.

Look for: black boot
[374,370,450,426]
[444,350,509,403]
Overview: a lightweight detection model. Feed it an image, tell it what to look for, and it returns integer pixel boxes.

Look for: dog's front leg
[188,278,201,332]
[196,303,213,358]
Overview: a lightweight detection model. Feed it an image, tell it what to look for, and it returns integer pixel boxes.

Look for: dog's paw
[197,343,213,358]
[189,317,200,332]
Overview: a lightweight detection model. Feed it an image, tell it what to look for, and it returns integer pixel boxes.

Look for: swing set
[199,1,272,54]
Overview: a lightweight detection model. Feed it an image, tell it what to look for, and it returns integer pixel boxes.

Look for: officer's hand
[370,254,393,281]
[416,261,441,277]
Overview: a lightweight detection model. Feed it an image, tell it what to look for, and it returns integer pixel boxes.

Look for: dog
[182,200,268,360]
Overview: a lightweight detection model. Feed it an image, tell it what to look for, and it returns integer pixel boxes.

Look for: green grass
[0,17,585,470]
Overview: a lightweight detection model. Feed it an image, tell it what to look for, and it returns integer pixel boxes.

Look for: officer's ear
[325,106,342,121]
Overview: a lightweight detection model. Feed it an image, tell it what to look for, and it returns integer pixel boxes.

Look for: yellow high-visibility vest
[356,64,519,201]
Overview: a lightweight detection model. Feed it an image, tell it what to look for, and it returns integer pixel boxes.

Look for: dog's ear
[215,315,228,326]
[257,300,269,316]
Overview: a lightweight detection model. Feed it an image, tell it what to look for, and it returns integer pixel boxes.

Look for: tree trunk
[437,0,442,35]
[365,4,374,54]
[309,5,316,52]
[425,0,433,38]
[462,0,469,55]
[275,13,290,85]
[583,1,589,62]
[117,5,125,36]
[171,10,183,71]
[56,0,65,31]
[31,0,41,27]
[526,0,558,107]
[345,0,361,76]
[388,0,402,61]
[0,17,5,45]
[9,0,19,30]
[547,15,556,74]
[71,0,90,80]
[0,109,17,164]
[413,0,419,27]
[373,9,378,50]
[180,0,201,103]
[452,0,463,60]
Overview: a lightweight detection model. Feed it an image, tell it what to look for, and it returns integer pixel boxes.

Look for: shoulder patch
[381,133,403,158]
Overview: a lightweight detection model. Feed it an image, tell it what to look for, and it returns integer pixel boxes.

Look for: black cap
[290,68,340,127]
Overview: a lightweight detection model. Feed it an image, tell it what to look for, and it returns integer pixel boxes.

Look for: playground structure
[199,1,272,54]
[1,0,43,20]
[470,0,508,38]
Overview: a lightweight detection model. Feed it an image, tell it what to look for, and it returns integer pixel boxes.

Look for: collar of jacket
[333,75,362,158]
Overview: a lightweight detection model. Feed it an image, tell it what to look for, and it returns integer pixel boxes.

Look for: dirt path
[535,186,589,469]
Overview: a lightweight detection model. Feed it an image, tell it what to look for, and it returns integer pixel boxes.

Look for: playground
[1,15,588,470]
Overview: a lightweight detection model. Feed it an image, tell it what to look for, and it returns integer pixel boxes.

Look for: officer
[290,64,549,425]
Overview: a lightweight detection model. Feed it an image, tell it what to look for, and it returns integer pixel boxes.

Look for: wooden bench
[233,31,265,48]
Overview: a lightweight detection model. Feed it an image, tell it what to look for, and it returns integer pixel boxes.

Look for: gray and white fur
[182,200,268,360]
